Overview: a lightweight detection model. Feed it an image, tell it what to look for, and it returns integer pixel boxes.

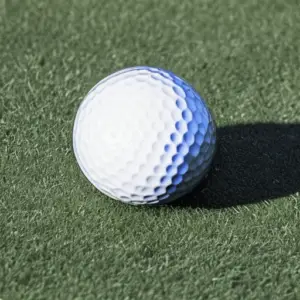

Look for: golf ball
[73,66,216,205]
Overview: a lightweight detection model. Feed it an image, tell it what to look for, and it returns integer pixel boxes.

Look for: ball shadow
[172,123,300,208]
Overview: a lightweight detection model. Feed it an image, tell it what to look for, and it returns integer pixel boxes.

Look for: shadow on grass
[172,123,300,208]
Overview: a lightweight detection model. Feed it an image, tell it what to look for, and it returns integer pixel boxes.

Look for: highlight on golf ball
[73,66,217,205]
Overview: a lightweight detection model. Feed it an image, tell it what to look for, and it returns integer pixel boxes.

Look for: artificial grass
[1,0,300,299]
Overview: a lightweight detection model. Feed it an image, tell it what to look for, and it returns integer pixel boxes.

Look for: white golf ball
[73,66,216,205]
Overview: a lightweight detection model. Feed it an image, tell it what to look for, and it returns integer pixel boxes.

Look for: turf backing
[1,0,300,299]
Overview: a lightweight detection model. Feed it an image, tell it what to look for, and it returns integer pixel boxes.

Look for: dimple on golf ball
[73,66,216,205]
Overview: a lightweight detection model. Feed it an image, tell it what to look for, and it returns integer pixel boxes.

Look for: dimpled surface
[73,66,216,205]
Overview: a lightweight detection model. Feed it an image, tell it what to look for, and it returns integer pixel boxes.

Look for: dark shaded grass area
[176,123,300,208]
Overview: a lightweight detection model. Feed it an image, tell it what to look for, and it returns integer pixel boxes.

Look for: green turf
[1,0,300,299]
